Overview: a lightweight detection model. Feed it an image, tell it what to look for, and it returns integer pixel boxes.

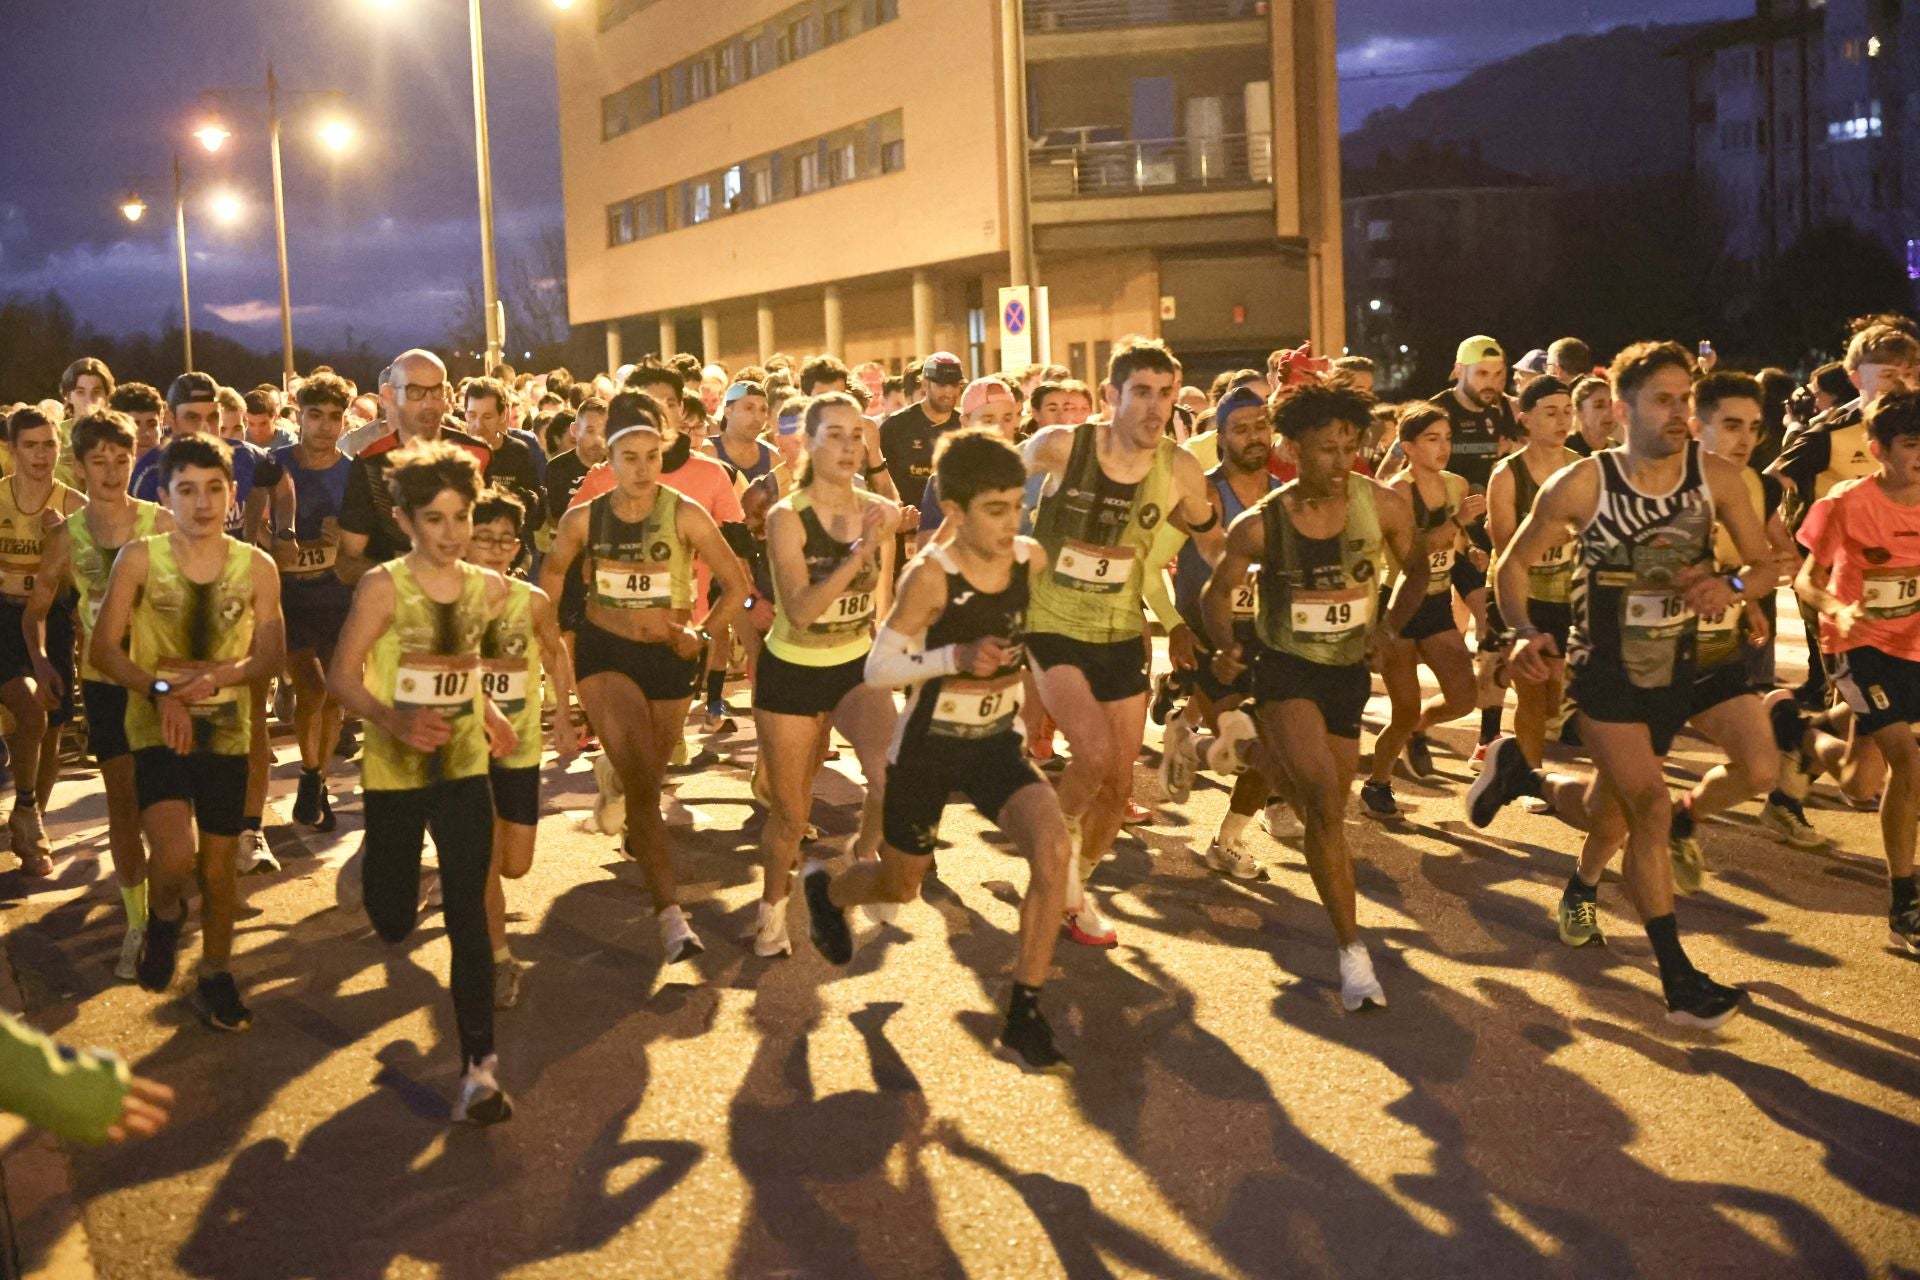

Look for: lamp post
[119,152,198,374]
[195,65,354,388]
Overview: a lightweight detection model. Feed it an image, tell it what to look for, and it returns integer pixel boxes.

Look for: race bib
[1230,568,1259,620]
[1427,547,1455,576]
[1624,591,1694,633]
[395,653,478,712]
[594,560,672,609]
[1289,587,1372,637]
[1862,569,1920,619]
[157,657,239,716]
[1539,539,1576,566]
[929,674,1022,738]
[481,660,529,709]
[0,566,34,599]
[1697,603,1739,637]
[288,540,337,575]
[1053,539,1133,594]
[810,588,874,636]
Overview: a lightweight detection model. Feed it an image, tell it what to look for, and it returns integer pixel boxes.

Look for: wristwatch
[1726,573,1747,598]
[149,677,173,700]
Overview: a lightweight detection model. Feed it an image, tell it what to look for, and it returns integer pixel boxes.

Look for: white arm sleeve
[865,625,959,689]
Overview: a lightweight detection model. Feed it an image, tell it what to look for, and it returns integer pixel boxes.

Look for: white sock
[1218,812,1251,850]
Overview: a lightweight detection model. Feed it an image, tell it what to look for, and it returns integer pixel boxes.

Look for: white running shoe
[115,927,144,982]
[1204,838,1261,880]
[335,843,367,914]
[452,1054,513,1126]
[1206,710,1257,775]
[1338,942,1387,1012]
[862,902,901,926]
[421,868,443,910]
[592,755,627,836]
[1158,715,1198,803]
[8,804,49,864]
[1262,801,1304,840]
[1064,894,1118,948]
[658,904,704,963]
[752,899,792,957]
[235,828,279,877]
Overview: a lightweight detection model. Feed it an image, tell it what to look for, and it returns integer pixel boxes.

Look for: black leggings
[361,775,496,1068]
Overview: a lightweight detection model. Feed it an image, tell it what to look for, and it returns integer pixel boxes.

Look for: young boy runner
[24,411,170,977]
[1203,383,1429,1011]
[90,436,285,1032]
[464,487,576,1008]
[1792,387,1920,955]
[1472,341,1776,1028]
[0,406,86,874]
[328,440,518,1124]
[804,429,1073,1074]
[273,373,356,831]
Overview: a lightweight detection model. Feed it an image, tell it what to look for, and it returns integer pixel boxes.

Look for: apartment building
[553,0,1342,384]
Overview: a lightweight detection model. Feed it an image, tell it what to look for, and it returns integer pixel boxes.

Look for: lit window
[1907,239,1920,281]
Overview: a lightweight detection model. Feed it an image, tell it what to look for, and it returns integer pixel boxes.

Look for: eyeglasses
[399,383,448,403]
[469,532,520,548]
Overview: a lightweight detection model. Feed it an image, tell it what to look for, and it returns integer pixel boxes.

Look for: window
[1907,238,1920,282]
[723,164,747,212]
[791,15,820,57]
[690,56,714,102]
[720,40,744,87]
[828,141,857,185]
[608,202,633,246]
[1366,218,1391,242]
[750,163,773,207]
[824,5,847,43]
[602,95,628,140]
[668,64,689,111]
[798,148,823,194]
[882,139,906,173]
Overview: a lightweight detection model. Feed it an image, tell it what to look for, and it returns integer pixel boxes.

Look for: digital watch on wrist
[149,678,173,700]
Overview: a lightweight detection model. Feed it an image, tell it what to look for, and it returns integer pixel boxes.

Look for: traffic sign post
[998,284,1050,373]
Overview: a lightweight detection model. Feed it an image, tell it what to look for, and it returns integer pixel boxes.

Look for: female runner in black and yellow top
[541,390,748,965]
[329,440,519,1125]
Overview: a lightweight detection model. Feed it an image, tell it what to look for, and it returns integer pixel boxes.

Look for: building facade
[554,0,1343,384]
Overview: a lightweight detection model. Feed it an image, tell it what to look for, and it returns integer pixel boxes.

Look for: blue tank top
[273,445,352,539]
[1174,464,1276,632]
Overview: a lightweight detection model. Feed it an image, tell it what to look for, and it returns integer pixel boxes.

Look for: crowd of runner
[4,318,1918,1140]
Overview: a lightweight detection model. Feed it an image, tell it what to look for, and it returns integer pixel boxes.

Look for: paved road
[2,611,1917,1278]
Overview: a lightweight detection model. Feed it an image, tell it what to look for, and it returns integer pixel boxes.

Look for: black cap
[1518,374,1571,413]
[922,352,966,385]
[166,371,219,409]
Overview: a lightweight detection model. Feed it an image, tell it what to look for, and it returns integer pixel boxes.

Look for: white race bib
[1697,603,1739,636]
[0,567,34,599]
[929,675,1022,736]
[481,663,529,705]
[1054,539,1133,594]
[396,655,478,709]
[1863,571,1920,616]
[594,561,672,609]
[1539,539,1576,566]
[289,540,337,574]
[1289,589,1373,636]
[1230,568,1258,620]
[1427,547,1455,576]
[1625,591,1693,630]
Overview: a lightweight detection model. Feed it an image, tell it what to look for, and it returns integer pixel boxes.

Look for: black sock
[1479,706,1503,743]
[1767,788,1793,808]
[1644,914,1694,990]
[1893,874,1918,913]
[14,786,34,810]
[1670,794,1695,841]
[706,671,725,705]
[1564,871,1598,901]
[243,815,262,833]
[1007,981,1042,1020]
[301,766,321,782]
[1516,767,1544,799]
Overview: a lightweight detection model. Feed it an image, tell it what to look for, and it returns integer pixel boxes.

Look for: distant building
[1673,0,1915,290]
[1342,144,1558,385]
[554,0,1343,384]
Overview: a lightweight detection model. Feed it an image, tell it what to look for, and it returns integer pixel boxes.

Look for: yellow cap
[1454,335,1505,367]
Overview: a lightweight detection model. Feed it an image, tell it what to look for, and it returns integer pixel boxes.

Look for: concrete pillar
[823,284,845,358]
[756,296,776,362]
[657,313,676,359]
[700,306,720,363]
[605,322,622,375]
[911,270,935,356]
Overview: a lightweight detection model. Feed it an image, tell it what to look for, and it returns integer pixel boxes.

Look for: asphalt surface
[2,607,1918,1279]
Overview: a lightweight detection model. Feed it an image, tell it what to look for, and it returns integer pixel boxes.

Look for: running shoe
[1669,830,1706,895]
[1890,903,1920,956]
[335,844,367,914]
[1029,734,1056,765]
[658,905,704,964]
[1360,779,1397,819]
[1663,969,1746,1030]
[1466,736,1531,829]
[1207,710,1257,775]
[1064,896,1118,948]
[236,828,280,877]
[703,699,738,735]
[1148,671,1182,726]
[1469,739,1493,768]
[803,866,853,964]
[292,772,323,826]
[1122,799,1152,825]
[752,898,792,958]
[1843,791,1883,813]
[1404,733,1439,781]
[862,902,901,926]
[1203,838,1260,880]
[1263,801,1304,839]
[8,804,49,866]
[1556,892,1606,948]
[1158,716,1197,804]
[421,868,443,911]
[1520,796,1553,815]
[1338,943,1387,1012]
[494,957,528,1009]
[996,1003,1072,1076]
[1760,795,1826,850]
[591,754,627,836]
[334,721,359,760]
[136,910,182,992]
[670,738,691,767]
[193,971,253,1032]
[453,1054,514,1126]
[115,927,144,983]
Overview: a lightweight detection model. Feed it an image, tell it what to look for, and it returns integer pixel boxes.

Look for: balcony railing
[1025,0,1268,33]
[1028,132,1272,199]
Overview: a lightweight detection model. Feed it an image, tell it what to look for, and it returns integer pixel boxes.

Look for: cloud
[205,299,334,325]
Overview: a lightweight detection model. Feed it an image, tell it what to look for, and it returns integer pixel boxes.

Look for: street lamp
[195,65,355,387]
[120,195,148,223]
[366,0,578,373]
[116,154,199,373]
[209,189,246,226]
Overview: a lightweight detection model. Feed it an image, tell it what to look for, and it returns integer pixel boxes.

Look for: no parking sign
[998,285,1049,372]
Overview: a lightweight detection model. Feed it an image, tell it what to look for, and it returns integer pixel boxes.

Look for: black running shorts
[1251,646,1371,740]
[1026,632,1150,703]
[883,733,1046,856]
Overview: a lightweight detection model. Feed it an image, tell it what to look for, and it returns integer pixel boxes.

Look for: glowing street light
[316,117,356,154]
[209,189,245,225]
[120,195,149,223]
[113,155,197,372]
[194,121,232,153]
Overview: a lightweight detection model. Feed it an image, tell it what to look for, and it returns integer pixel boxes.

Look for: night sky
[0,0,1749,356]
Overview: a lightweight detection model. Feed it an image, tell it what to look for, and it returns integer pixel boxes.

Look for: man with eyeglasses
[336,349,492,585]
